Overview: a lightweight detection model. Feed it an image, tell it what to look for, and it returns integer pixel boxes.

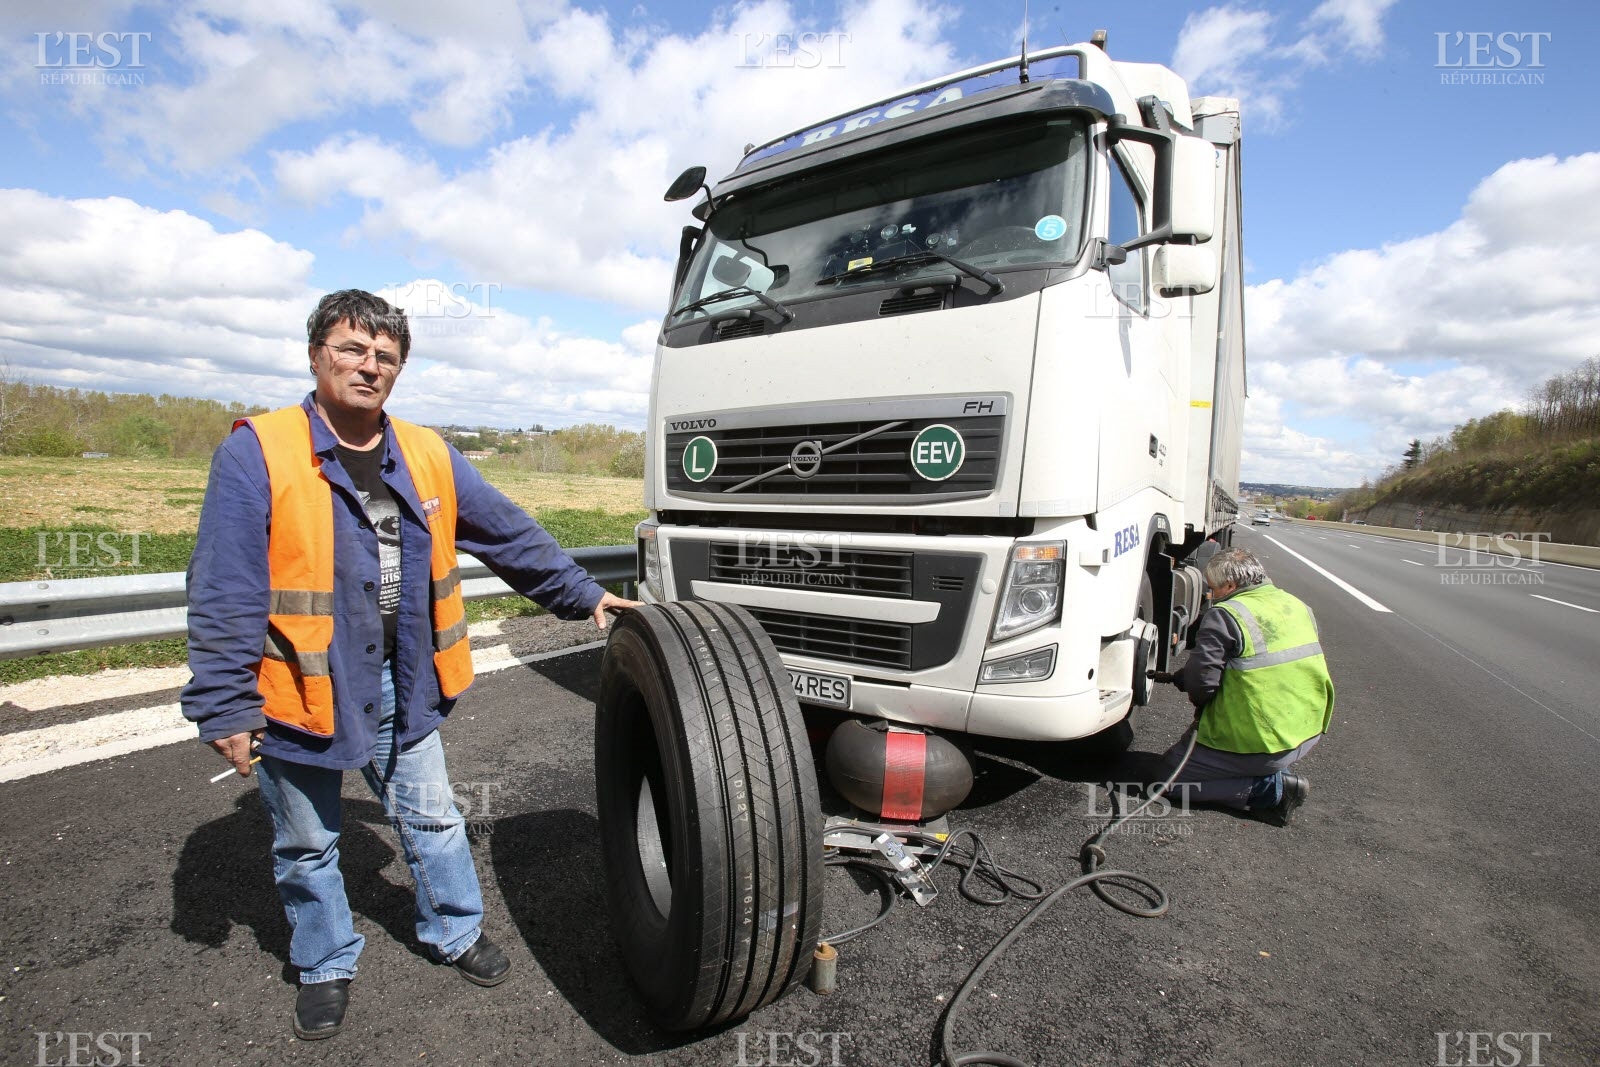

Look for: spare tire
[595,602,824,1030]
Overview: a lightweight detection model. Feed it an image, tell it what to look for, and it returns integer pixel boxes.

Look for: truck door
[1099,148,1181,506]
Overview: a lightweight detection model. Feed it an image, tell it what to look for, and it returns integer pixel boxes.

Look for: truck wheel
[595,602,824,1030]
[1131,574,1156,706]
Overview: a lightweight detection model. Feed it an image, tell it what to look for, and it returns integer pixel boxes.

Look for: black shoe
[293,978,349,1040]
[442,933,511,987]
[1259,773,1310,827]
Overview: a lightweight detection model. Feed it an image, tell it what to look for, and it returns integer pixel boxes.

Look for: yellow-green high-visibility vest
[1196,583,1334,755]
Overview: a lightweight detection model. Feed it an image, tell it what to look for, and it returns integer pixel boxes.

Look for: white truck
[637,40,1245,749]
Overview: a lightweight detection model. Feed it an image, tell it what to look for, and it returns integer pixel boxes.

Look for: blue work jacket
[181,394,606,769]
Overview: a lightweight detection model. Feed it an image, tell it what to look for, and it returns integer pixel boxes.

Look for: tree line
[1329,356,1600,517]
[0,381,646,478]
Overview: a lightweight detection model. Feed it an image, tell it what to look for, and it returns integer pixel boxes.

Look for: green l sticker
[910,424,965,481]
[683,435,717,483]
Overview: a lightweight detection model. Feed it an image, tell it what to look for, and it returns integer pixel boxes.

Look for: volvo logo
[669,417,717,432]
[790,440,824,479]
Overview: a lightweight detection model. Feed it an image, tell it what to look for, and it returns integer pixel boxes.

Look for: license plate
[788,667,851,710]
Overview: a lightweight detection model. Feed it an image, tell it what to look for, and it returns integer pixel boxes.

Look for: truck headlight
[991,541,1064,641]
[636,521,662,598]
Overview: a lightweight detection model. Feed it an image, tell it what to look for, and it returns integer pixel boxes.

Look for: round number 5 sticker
[1034,215,1067,241]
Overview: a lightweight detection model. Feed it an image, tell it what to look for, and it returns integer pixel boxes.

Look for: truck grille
[708,542,912,599]
[670,541,984,673]
[665,414,1003,498]
[747,609,912,669]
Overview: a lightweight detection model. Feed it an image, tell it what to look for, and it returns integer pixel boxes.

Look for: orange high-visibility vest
[237,406,474,737]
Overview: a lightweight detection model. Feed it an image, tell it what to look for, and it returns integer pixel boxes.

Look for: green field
[0,456,644,684]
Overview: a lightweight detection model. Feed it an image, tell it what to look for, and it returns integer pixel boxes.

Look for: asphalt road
[2,526,1597,1066]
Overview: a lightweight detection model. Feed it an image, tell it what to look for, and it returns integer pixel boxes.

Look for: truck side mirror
[1152,244,1216,296]
[1107,122,1216,248]
[665,165,708,202]
[1168,134,1216,242]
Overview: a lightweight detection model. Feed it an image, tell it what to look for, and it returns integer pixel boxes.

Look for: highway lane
[1240,523,1599,743]
[1,531,1598,1065]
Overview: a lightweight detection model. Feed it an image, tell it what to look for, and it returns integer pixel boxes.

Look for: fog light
[979,645,1057,684]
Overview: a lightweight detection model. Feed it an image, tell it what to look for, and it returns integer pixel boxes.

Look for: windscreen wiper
[664,285,794,333]
[816,251,1003,295]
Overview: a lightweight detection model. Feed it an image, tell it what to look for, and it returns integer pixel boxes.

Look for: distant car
[1252,512,1272,526]
[1352,520,1369,525]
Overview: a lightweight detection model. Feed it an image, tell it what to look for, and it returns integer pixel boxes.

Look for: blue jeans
[1157,733,1321,811]
[255,665,485,984]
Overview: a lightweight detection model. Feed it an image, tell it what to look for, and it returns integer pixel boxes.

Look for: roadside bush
[12,426,81,456]
[610,435,646,478]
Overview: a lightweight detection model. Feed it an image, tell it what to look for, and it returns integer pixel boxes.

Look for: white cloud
[1241,386,1380,487]
[0,191,653,428]
[1242,152,1600,485]
[1306,0,1399,53]
[13,1,561,174]
[1248,153,1600,377]
[1171,0,1398,127]
[1170,7,1274,98]
[270,0,961,313]
[377,278,655,427]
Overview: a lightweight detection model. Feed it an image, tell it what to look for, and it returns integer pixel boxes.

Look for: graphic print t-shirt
[335,441,401,659]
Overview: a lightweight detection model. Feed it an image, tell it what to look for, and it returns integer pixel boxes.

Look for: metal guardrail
[0,546,637,660]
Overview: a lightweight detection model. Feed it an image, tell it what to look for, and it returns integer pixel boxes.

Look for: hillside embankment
[1348,437,1600,546]
[1358,501,1600,546]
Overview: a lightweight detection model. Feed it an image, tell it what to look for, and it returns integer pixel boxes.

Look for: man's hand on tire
[592,590,644,630]
[1149,670,1180,686]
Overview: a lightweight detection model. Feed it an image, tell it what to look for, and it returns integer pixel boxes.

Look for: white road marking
[472,639,607,674]
[1402,560,1424,566]
[1530,594,1598,614]
[0,704,191,783]
[0,640,608,783]
[0,665,192,714]
[1263,535,1393,613]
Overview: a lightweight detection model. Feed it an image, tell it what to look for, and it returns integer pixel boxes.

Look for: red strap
[880,731,927,821]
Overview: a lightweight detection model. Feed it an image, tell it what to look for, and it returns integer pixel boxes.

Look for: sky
[0,0,1595,487]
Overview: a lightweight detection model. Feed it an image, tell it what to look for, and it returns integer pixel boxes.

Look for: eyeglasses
[322,343,403,372]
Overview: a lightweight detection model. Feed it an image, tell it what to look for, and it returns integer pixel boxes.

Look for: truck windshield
[670,115,1090,323]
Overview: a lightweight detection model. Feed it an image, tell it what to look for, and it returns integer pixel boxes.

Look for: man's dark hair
[306,289,412,363]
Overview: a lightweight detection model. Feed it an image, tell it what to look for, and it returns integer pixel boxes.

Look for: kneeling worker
[1152,547,1332,826]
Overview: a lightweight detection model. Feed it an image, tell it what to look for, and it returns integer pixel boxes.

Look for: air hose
[813,720,1202,1066]
[935,721,1201,1067]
